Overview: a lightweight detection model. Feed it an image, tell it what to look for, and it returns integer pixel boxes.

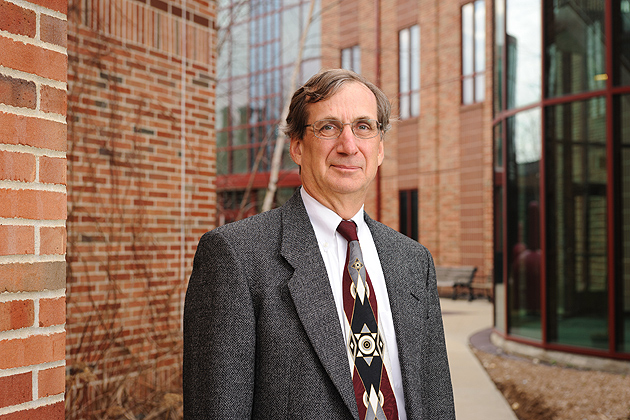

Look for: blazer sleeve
[421,249,456,419]
[183,230,256,419]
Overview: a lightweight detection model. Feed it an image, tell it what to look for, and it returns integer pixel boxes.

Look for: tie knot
[337,220,359,242]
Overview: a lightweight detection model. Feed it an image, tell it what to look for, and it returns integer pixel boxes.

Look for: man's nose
[336,124,359,154]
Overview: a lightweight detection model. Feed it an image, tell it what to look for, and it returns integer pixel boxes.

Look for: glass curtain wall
[546,98,608,350]
[505,109,542,340]
[494,0,630,358]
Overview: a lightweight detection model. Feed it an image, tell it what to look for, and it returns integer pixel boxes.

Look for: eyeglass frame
[304,118,383,140]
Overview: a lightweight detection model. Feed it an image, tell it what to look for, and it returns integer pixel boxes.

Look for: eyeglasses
[304,119,382,140]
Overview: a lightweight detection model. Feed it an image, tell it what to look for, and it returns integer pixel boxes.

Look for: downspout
[180,0,187,324]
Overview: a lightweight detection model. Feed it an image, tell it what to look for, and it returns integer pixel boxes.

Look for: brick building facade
[319,0,495,287]
[0,0,68,418]
[64,0,216,417]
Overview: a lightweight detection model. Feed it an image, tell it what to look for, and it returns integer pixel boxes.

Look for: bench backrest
[435,266,477,284]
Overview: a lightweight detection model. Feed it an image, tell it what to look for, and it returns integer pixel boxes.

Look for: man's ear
[289,137,302,166]
[377,138,384,166]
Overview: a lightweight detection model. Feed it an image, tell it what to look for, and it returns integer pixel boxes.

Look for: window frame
[341,45,361,73]
[398,25,420,119]
[461,0,486,105]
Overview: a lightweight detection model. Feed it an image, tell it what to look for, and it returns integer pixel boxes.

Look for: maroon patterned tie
[337,220,399,420]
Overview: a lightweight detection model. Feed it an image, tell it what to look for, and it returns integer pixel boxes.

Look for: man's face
[290,82,384,211]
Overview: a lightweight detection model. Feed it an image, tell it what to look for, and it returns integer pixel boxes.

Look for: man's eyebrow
[317,115,375,121]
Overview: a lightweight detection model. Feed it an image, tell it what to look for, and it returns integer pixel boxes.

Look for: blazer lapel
[281,191,359,418]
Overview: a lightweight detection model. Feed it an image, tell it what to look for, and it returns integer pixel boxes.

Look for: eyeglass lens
[312,119,379,139]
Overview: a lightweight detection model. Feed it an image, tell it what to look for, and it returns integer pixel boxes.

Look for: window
[341,45,361,73]
[545,0,605,97]
[462,0,485,105]
[399,189,418,240]
[399,25,420,119]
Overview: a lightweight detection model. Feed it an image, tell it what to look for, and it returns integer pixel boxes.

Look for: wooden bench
[435,266,478,301]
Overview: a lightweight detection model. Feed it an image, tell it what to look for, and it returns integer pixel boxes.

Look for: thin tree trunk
[261,0,316,212]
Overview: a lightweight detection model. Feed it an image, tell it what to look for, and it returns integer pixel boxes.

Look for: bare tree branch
[261,0,317,212]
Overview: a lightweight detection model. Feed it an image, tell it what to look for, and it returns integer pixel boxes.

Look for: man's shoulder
[366,217,428,249]
[203,206,283,244]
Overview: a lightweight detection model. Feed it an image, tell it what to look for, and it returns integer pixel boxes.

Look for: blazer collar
[280,190,359,418]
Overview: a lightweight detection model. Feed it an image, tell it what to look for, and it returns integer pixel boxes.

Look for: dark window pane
[494,121,505,332]
[546,97,608,350]
[505,108,542,340]
[545,0,606,97]
[217,150,228,175]
[620,94,630,352]
[615,0,630,85]
[233,148,249,174]
[410,190,419,241]
[400,191,408,235]
[399,190,418,240]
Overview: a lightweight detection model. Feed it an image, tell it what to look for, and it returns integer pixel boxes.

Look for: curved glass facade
[494,0,630,360]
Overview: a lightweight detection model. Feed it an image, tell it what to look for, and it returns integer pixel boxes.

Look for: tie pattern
[337,220,398,420]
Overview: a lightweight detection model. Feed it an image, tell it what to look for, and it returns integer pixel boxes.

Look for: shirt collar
[300,187,365,239]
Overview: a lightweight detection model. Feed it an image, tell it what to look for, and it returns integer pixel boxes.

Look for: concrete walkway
[440,298,518,420]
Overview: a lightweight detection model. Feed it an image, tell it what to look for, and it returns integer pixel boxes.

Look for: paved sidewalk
[440,298,518,420]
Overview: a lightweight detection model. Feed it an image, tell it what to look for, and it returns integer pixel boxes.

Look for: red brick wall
[321,0,494,285]
[0,0,68,418]
[65,0,215,417]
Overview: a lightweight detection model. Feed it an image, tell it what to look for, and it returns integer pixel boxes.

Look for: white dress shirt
[301,188,407,419]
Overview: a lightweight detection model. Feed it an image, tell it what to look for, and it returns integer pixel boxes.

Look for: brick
[0,261,65,293]
[0,372,32,409]
[0,189,66,220]
[0,150,36,182]
[0,332,65,369]
[38,366,65,398]
[0,36,67,82]
[40,85,67,116]
[0,225,34,255]
[1,400,64,420]
[0,74,37,109]
[0,300,34,331]
[21,0,66,14]
[38,297,65,327]
[39,156,66,185]
[0,112,67,151]
[39,226,66,255]
[40,14,67,48]
[0,0,36,38]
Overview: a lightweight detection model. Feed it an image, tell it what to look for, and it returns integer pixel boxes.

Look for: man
[183,69,455,419]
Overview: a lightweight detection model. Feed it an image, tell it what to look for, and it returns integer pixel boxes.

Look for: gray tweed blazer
[183,190,455,419]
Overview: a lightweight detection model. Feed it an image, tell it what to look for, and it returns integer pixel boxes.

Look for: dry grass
[66,362,183,420]
[474,348,630,420]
